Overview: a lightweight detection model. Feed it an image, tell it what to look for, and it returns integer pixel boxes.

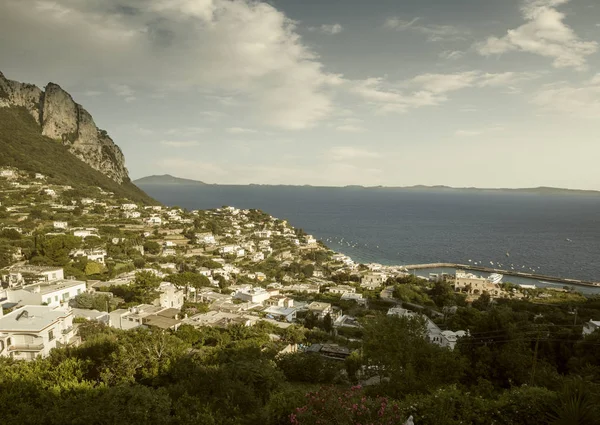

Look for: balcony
[9,343,44,352]
[62,326,74,335]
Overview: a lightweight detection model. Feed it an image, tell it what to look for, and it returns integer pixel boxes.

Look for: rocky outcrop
[0,71,129,184]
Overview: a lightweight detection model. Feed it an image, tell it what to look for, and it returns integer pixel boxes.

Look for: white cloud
[328,146,380,161]
[82,90,103,96]
[160,140,201,147]
[313,23,343,35]
[226,127,258,134]
[165,127,208,136]
[349,71,535,114]
[439,50,465,60]
[384,17,470,41]
[111,84,135,97]
[476,0,598,70]
[335,124,365,133]
[454,126,504,137]
[0,0,340,129]
[531,75,600,118]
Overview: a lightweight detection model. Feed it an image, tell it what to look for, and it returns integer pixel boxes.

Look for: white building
[124,211,141,219]
[328,285,356,295]
[234,287,271,304]
[73,229,98,239]
[453,270,503,298]
[0,306,77,360]
[53,221,68,230]
[387,307,466,350]
[6,280,87,308]
[121,203,138,211]
[307,302,333,319]
[71,249,106,264]
[263,306,296,322]
[3,266,64,288]
[305,235,317,245]
[158,282,184,309]
[254,230,272,239]
[42,188,57,197]
[196,233,216,244]
[583,320,600,336]
[147,216,162,225]
[0,169,16,179]
[361,272,387,289]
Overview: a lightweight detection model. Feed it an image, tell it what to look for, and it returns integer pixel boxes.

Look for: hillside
[0,106,156,204]
[134,174,208,186]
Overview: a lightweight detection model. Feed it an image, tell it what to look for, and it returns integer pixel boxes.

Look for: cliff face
[0,71,129,184]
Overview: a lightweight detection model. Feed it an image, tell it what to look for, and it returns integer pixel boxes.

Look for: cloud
[160,140,201,147]
[476,0,598,70]
[226,127,258,134]
[384,17,470,41]
[0,0,340,129]
[439,50,465,60]
[310,23,343,35]
[82,90,103,96]
[328,146,380,161]
[454,126,504,137]
[349,71,536,114]
[165,127,208,136]
[335,124,365,133]
[531,74,600,118]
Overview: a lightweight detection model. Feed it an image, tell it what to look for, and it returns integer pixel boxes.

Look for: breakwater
[405,263,600,289]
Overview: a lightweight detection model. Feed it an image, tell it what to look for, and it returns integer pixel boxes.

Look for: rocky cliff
[0,71,129,184]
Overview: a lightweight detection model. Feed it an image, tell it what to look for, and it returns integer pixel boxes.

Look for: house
[234,287,271,304]
[0,169,16,179]
[5,280,87,308]
[71,308,110,324]
[147,216,162,225]
[307,302,333,319]
[162,248,177,257]
[53,221,68,230]
[124,211,141,219]
[80,198,95,205]
[255,272,267,282]
[196,233,216,244]
[70,249,106,264]
[328,285,356,295]
[387,307,465,350]
[73,229,99,239]
[453,270,504,298]
[583,320,600,336]
[264,295,294,308]
[281,283,320,294]
[42,188,57,197]
[264,306,297,322]
[251,252,265,262]
[341,292,366,305]
[305,343,351,360]
[158,282,184,309]
[35,173,46,180]
[121,203,138,211]
[254,230,272,239]
[0,305,78,360]
[3,266,64,288]
[361,272,387,289]
[305,235,317,245]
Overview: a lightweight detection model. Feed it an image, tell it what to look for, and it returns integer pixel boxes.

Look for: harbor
[405,263,600,293]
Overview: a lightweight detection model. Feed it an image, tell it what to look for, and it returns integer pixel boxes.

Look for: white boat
[488,273,503,284]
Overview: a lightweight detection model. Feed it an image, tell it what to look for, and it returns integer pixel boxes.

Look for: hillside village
[1,165,589,361]
[4,165,600,423]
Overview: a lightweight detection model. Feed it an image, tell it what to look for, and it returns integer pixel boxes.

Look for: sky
[1,0,600,189]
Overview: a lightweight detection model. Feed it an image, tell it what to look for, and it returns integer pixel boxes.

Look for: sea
[138,184,600,294]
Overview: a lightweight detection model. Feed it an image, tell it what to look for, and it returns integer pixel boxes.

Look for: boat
[488,273,503,284]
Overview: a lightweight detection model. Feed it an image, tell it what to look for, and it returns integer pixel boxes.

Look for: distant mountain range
[134,174,600,195]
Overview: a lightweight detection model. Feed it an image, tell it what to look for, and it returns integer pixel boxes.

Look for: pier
[404,263,600,289]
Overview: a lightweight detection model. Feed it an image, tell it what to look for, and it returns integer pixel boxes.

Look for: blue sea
[139,184,600,289]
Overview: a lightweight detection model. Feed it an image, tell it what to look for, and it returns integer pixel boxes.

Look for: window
[62,293,69,301]
[77,289,82,295]
[46,298,51,304]
[54,296,58,302]
[48,330,54,341]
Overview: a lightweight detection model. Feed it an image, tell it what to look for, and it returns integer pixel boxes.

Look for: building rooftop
[22,279,86,296]
[0,305,71,332]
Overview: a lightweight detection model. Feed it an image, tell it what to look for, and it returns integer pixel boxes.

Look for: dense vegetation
[0,107,155,204]
[3,291,600,425]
